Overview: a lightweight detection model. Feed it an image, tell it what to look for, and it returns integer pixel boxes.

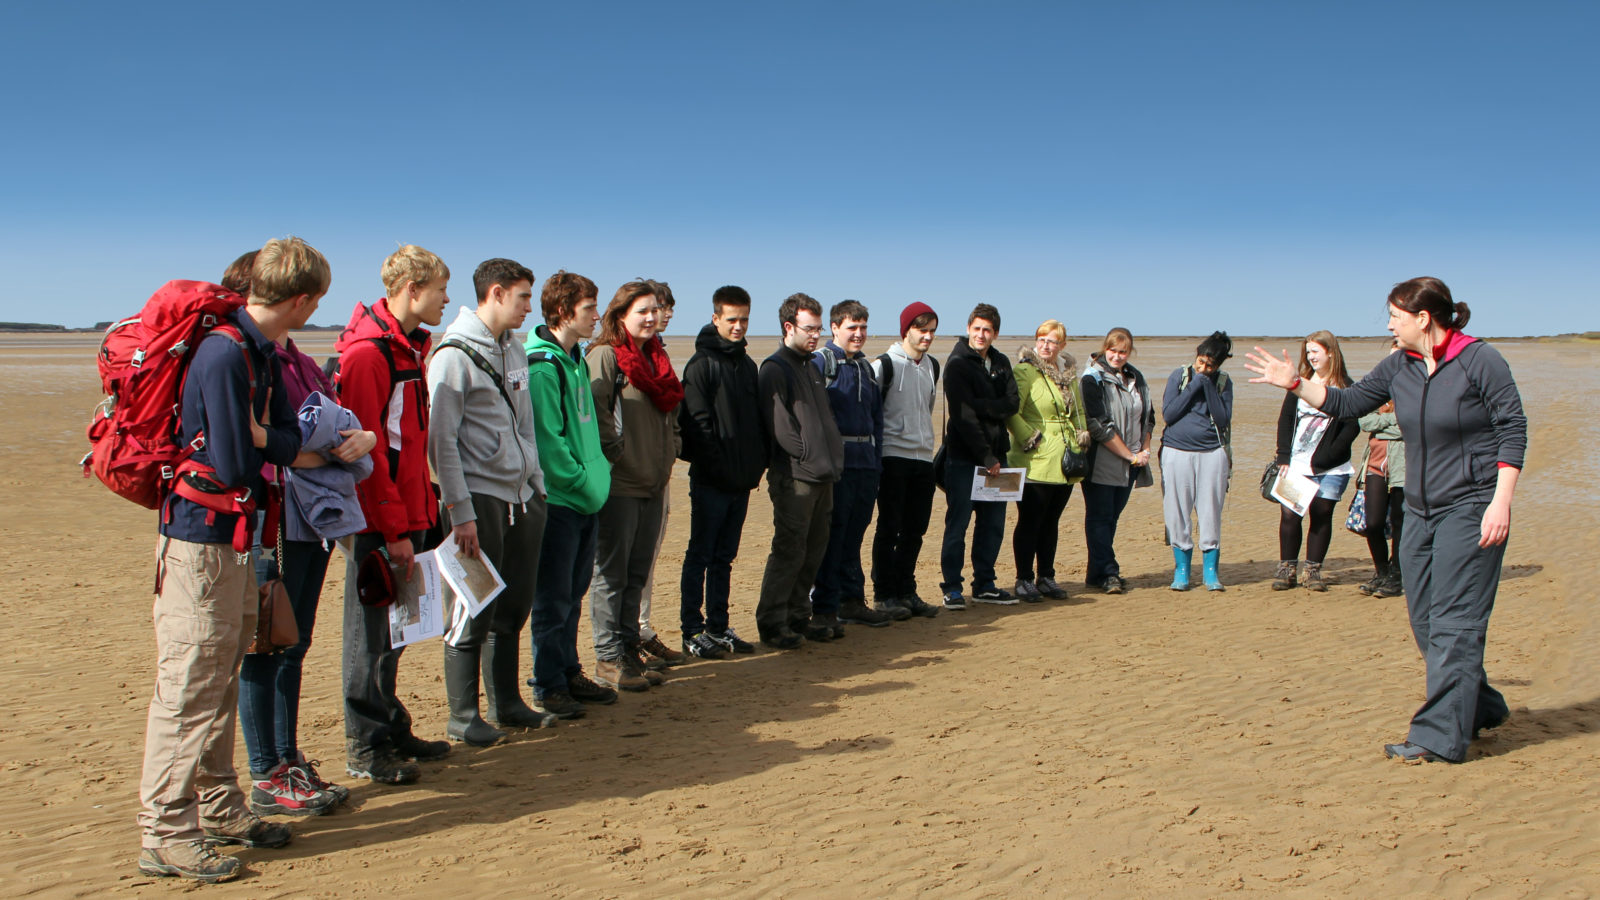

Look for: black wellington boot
[483,637,557,729]
[444,645,505,747]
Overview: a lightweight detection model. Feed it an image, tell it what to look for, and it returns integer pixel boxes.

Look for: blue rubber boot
[1169,546,1193,591]
[1202,548,1225,592]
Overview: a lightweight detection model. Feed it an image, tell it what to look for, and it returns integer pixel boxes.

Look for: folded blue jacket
[285,391,372,541]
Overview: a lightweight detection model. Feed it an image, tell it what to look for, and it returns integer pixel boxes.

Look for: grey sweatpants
[590,493,666,661]
[1402,500,1509,762]
[1160,446,1230,552]
[441,493,545,652]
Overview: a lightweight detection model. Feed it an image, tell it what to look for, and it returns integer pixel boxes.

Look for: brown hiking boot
[202,814,292,849]
[595,658,649,692]
[1271,560,1298,591]
[138,841,242,883]
[638,634,686,668]
[1303,562,1327,592]
[622,649,666,686]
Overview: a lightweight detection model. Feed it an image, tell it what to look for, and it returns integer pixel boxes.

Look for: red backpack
[83,282,259,536]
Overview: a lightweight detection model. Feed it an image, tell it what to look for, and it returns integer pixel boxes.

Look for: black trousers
[1013,481,1074,582]
[871,456,937,599]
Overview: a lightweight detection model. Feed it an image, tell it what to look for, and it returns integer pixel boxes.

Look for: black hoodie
[680,323,768,492]
[943,337,1020,468]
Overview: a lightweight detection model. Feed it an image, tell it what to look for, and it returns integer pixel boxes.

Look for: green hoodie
[524,325,611,515]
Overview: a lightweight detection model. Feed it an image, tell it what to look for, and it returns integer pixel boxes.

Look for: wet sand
[0,331,1595,897]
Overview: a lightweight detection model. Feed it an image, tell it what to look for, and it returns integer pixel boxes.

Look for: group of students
[134,237,1527,883]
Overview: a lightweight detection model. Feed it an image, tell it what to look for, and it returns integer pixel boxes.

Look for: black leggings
[1280,497,1337,564]
[1363,473,1404,569]
[1013,481,1073,581]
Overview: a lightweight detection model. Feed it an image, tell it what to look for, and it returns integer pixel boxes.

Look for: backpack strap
[527,350,571,437]
[876,352,894,391]
[436,339,513,410]
[812,348,840,386]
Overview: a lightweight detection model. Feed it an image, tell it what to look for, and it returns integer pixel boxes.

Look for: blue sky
[1,1,1594,336]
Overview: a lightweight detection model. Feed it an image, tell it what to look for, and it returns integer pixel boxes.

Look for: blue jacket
[1160,366,1233,452]
[161,312,299,544]
[813,342,884,471]
[285,391,372,541]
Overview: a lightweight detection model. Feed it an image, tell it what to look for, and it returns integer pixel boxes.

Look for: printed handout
[389,550,444,648]
[970,467,1027,502]
[1271,469,1320,517]
[435,532,507,619]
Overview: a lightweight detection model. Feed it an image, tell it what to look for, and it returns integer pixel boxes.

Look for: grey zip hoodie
[1319,335,1524,516]
[871,341,938,462]
[426,306,546,524]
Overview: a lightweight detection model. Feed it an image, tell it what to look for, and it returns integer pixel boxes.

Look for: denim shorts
[1309,472,1350,501]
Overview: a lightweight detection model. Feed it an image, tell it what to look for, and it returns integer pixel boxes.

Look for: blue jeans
[680,480,751,635]
[239,538,330,775]
[1082,472,1136,586]
[530,503,597,698]
[939,455,1006,594]
[812,467,881,613]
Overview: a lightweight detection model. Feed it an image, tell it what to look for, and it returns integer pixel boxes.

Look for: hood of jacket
[335,296,432,358]
[695,322,749,358]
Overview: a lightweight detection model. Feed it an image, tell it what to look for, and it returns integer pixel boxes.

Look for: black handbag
[1060,446,1088,482]
[1259,460,1280,502]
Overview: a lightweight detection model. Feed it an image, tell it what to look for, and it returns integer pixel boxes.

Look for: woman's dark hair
[1389,276,1470,331]
[594,281,657,348]
[221,251,257,296]
[1196,330,1232,363]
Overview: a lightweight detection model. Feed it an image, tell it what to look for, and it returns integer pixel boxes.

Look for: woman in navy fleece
[1246,277,1526,764]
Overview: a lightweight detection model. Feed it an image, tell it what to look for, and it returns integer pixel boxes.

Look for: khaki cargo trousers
[137,537,256,848]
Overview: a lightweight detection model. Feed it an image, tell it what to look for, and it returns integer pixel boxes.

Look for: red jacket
[334,298,436,542]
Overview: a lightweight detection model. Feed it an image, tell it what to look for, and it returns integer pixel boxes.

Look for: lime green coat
[1006,352,1089,485]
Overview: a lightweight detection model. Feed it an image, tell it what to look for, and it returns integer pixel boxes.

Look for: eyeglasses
[1036,337,1061,346]
[795,324,822,335]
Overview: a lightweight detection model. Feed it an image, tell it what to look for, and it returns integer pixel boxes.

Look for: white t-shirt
[1289,397,1353,477]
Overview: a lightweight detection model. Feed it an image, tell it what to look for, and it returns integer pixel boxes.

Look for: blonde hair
[381,244,450,296]
[1299,329,1352,388]
[1034,319,1067,343]
[1099,326,1133,355]
[249,236,331,305]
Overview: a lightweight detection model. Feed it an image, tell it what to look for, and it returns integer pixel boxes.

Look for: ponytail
[1389,276,1470,331]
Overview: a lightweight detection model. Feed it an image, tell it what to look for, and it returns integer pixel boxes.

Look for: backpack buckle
[131,348,146,368]
[189,434,206,451]
[169,339,188,356]
[160,465,174,480]
[201,314,216,327]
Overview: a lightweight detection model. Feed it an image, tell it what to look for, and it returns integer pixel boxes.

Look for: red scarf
[614,332,684,412]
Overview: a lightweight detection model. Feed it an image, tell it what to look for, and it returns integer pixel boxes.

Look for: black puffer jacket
[680,323,767,492]
[942,338,1019,468]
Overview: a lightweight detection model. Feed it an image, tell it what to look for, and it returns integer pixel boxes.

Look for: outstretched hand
[1242,347,1298,388]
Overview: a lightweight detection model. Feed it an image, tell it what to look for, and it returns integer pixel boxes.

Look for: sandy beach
[0,330,1595,897]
